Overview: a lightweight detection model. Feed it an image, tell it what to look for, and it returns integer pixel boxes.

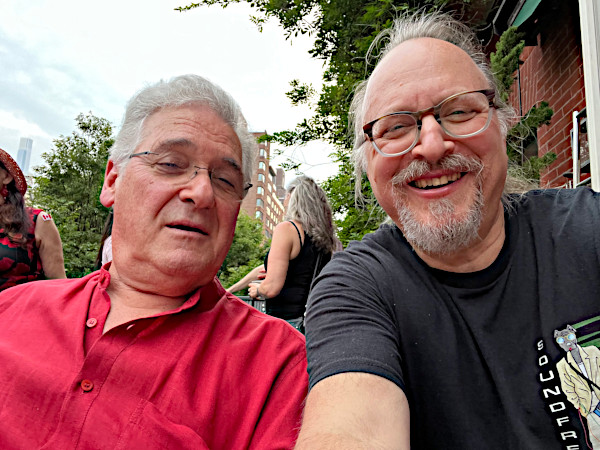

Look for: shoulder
[325,223,408,271]
[508,188,600,228]
[29,208,55,226]
[508,188,600,212]
[221,292,306,351]
[0,273,97,315]
[273,220,300,235]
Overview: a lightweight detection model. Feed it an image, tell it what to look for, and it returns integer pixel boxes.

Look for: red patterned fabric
[0,208,43,290]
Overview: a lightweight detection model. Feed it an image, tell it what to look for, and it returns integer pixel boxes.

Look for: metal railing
[237,296,266,313]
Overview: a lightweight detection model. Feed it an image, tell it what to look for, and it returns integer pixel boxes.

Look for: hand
[257,268,267,280]
[248,283,260,299]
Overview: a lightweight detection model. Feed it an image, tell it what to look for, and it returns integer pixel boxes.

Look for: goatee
[391,154,485,255]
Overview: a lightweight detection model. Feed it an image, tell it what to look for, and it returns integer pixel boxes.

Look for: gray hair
[350,11,516,198]
[285,176,337,254]
[110,74,257,186]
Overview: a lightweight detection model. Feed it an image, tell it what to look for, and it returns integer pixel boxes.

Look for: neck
[103,264,189,333]
[415,206,506,273]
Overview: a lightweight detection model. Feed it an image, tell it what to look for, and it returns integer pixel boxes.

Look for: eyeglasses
[129,151,252,202]
[556,334,576,344]
[363,89,497,157]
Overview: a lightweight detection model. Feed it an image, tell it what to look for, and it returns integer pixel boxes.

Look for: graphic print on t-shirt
[539,316,600,449]
[554,321,600,448]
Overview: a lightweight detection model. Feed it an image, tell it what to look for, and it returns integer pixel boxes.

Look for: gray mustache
[391,154,484,186]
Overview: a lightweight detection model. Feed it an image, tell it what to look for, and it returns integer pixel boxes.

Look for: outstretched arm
[226,265,265,294]
[295,373,410,449]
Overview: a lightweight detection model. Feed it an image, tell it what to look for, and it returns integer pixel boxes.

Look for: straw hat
[0,148,27,196]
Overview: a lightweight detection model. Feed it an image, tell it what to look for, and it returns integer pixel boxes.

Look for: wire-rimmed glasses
[129,151,252,202]
[363,89,497,157]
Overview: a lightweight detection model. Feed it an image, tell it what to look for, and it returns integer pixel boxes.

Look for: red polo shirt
[0,267,307,449]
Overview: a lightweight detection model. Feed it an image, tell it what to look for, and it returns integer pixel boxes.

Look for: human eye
[375,114,415,140]
[211,168,241,193]
[153,153,188,174]
[442,94,486,122]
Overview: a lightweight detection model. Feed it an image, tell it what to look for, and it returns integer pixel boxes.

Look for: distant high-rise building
[16,138,33,175]
[240,132,285,239]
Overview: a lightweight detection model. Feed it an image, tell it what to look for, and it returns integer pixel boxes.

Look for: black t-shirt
[306,188,600,449]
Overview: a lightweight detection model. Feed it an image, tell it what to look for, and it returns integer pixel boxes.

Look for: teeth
[413,173,462,189]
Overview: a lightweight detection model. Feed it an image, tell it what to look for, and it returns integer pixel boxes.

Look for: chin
[394,191,484,255]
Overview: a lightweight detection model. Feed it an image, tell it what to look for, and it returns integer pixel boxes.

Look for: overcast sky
[0,0,338,182]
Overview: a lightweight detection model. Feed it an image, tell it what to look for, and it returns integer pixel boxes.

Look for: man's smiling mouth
[410,172,464,190]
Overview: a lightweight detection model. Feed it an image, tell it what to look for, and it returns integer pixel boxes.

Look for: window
[255,211,263,220]
[259,149,266,157]
[257,186,264,195]
[267,183,272,191]
[258,174,265,182]
[258,161,266,170]
[256,199,264,207]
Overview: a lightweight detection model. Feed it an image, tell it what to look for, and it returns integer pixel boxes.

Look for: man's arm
[295,373,410,449]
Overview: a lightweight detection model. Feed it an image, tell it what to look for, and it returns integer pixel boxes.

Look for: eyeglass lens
[370,91,493,155]
[131,151,246,201]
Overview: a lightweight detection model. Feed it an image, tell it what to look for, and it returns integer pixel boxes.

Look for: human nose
[411,114,453,162]
[179,167,216,207]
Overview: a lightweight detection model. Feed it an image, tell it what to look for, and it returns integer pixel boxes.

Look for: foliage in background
[490,26,555,181]
[31,113,113,277]
[218,211,269,292]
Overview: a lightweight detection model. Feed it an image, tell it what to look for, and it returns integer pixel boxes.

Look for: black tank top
[264,221,331,320]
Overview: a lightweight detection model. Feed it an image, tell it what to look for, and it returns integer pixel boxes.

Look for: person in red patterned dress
[0,148,66,290]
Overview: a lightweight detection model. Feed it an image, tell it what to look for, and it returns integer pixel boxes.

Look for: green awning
[513,0,543,27]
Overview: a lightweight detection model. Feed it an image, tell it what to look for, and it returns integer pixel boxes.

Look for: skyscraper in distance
[16,138,33,175]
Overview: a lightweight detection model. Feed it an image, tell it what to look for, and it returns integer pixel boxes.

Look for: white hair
[110,74,257,186]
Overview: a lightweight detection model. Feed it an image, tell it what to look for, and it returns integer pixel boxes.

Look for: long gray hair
[350,11,516,199]
[109,74,257,187]
[284,176,336,254]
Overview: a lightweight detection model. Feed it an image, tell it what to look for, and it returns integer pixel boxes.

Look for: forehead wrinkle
[151,138,196,153]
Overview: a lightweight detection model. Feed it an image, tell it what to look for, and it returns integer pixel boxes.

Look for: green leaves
[490,27,526,102]
[30,113,113,277]
[218,211,269,291]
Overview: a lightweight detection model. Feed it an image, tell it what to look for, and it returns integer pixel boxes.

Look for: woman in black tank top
[227,176,338,332]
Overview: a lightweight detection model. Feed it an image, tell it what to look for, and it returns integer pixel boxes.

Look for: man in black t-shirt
[295,11,600,450]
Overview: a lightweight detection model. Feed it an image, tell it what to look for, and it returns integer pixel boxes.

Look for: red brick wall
[507,2,586,187]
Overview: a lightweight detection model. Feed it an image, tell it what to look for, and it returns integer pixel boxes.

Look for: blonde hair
[285,176,337,254]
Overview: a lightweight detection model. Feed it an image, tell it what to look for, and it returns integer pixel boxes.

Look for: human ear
[99,160,119,207]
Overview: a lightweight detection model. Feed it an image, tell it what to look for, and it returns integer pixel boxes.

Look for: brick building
[486,0,599,189]
[240,132,285,239]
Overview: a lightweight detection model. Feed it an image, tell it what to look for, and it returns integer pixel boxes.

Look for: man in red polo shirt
[0,75,307,449]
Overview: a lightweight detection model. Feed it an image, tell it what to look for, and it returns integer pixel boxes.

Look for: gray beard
[391,154,485,255]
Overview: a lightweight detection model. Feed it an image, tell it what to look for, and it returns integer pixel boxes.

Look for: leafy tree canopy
[31,113,113,277]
